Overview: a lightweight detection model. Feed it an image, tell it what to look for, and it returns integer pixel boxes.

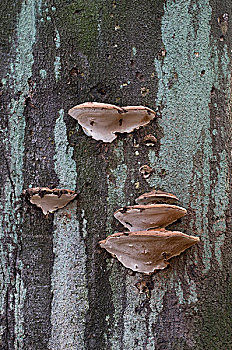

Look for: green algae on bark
[53,1,99,57]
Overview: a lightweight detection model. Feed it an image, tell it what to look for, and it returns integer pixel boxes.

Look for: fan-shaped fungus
[99,190,199,275]
[135,190,179,205]
[23,187,77,215]
[114,204,187,231]
[99,229,199,274]
[68,102,156,142]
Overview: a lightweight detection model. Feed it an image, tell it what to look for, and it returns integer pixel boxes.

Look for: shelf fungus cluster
[99,190,199,274]
[68,102,156,142]
[22,187,77,215]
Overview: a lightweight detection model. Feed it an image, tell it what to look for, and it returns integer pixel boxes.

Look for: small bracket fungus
[135,190,179,205]
[23,187,77,215]
[99,229,199,274]
[68,102,156,142]
[114,204,187,231]
[143,134,157,146]
[135,277,154,297]
[139,165,153,179]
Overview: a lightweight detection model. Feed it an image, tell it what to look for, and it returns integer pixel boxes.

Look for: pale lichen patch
[211,150,229,267]
[54,109,76,190]
[151,0,215,273]
[50,204,88,349]
[39,69,47,79]
[1,0,40,346]
[54,28,61,49]
[54,56,61,80]
[51,108,88,349]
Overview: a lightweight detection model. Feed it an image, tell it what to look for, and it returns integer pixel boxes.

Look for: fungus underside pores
[99,190,200,274]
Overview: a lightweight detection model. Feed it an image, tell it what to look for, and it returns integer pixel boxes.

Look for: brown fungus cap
[99,229,199,274]
[143,134,157,146]
[135,190,179,205]
[68,102,156,143]
[22,187,77,215]
[114,204,186,231]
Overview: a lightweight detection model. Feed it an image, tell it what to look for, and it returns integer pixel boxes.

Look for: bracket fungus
[139,165,153,179]
[99,229,199,274]
[135,190,179,205]
[23,187,77,215]
[143,134,157,146]
[114,204,187,231]
[68,102,156,142]
[100,190,199,275]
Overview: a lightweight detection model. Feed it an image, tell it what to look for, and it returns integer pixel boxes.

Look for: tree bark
[0,0,231,349]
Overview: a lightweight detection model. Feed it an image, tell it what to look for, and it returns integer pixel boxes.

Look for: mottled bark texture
[0,0,231,349]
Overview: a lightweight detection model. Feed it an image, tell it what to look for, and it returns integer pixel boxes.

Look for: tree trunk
[0,0,231,349]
